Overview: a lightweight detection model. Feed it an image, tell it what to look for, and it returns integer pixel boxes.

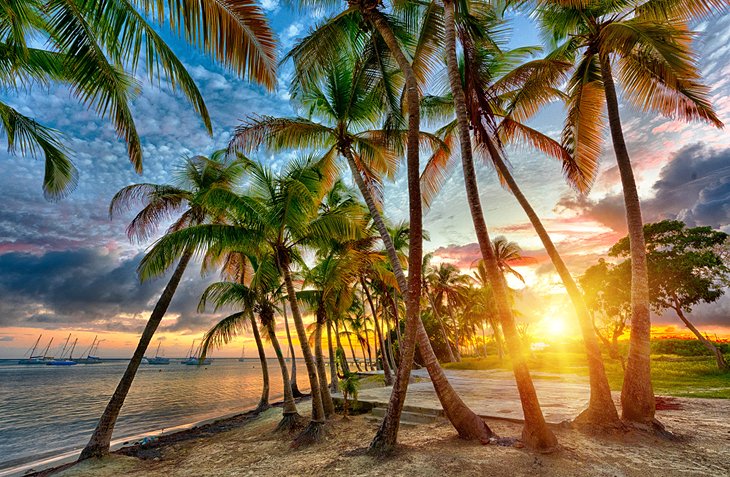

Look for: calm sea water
[0,358,305,472]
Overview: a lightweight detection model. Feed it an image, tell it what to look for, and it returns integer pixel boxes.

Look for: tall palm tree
[2,0,275,198]
[537,0,724,425]
[419,1,622,428]
[285,1,437,452]
[198,251,304,431]
[79,152,246,460]
[440,0,557,449]
[231,42,492,446]
[137,158,361,445]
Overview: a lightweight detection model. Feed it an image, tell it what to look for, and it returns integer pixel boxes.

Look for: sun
[544,316,568,338]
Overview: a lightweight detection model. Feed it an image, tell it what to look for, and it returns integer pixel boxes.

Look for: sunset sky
[1,7,729,358]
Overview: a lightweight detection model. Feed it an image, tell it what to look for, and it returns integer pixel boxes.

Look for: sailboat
[238,342,246,362]
[182,339,212,365]
[147,340,170,365]
[48,335,78,366]
[78,336,103,364]
[18,335,54,364]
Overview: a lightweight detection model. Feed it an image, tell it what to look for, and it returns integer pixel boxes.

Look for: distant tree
[611,221,730,370]
[580,259,631,369]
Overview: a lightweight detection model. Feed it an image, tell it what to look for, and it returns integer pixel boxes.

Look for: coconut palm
[536,0,724,425]
[436,0,558,449]
[418,0,622,430]
[425,262,470,361]
[198,251,304,431]
[137,157,361,445]
[2,0,275,198]
[80,151,247,460]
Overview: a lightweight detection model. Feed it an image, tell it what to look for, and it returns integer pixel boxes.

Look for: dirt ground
[51,396,730,477]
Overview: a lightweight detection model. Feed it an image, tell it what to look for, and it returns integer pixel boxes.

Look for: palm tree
[2,0,275,198]
[425,261,470,362]
[198,251,304,431]
[439,0,557,450]
[537,0,724,425]
[137,158,361,445]
[285,1,435,452]
[418,1,622,429]
[471,260,504,360]
[79,152,246,460]
[281,299,305,397]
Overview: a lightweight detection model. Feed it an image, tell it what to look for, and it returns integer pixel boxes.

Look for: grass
[444,348,730,399]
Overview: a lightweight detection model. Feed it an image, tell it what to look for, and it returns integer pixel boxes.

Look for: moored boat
[147,340,170,365]
[47,336,78,366]
[18,335,54,364]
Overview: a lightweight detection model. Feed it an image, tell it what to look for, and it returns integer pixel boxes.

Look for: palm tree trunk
[443,0,556,450]
[383,304,398,372]
[447,301,462,362]
[366,9,423,455]
[265,321,303,432]
[362,278,393,384]
[673,303,728,371]
[329,320,341,392]
[282,301,304,397]
[363,323,374,370]
[599,54,654,425]
[344,324,363,372]
[281,257,326,444]
[389,291,403,361]
[79,250,193,460]
[489,146,619,426]
[314,312,336,418]
[250,313,271,412]
[427,292,457,362]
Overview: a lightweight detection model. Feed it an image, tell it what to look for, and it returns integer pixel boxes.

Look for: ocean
[0,357,303,473]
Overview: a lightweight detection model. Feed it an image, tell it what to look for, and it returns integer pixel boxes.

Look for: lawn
[443,347,730,399]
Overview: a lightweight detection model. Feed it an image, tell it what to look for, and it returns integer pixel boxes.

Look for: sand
[49,395,730,477]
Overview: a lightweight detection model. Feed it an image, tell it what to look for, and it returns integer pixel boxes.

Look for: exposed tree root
[254,402,272,415]
[274,412,306,433]
[291,420,326,448]
[573,407,627,434]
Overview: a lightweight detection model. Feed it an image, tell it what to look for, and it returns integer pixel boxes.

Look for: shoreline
[0,395,291,477]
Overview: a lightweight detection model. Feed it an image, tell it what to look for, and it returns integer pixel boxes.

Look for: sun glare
[544,316,568,338]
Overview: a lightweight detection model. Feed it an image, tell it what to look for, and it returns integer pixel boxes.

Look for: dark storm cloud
[556,144,730,234]
[0,249,220,333]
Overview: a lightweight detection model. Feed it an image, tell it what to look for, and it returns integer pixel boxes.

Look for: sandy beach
[38,393,730,477]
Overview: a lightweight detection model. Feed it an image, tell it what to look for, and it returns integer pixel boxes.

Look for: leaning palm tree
[419,0,623,429]
[198,251,304,431]
[285,1,438,453]
[3,0,276,198]
[79,151,246,460]
[536,0,725,425]
[231,40,493,445]
[437,0,558,449]
[137,157,361,445]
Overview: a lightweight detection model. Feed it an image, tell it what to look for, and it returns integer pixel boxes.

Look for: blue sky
[0,5,729,357]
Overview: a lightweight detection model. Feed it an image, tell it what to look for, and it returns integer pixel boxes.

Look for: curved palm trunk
[250,313,271,412]
[265,321,303,432]
[79,250,193,460]
[344,325,363,372]
[282,301,304,397]
[599,55,654,425]
[427,292,457,362]
[348,91,490,446]
[362,278,393,384]
[489,147,619,426]
[673,304,728,371]
[328,320,340,393]
[281,258,326,444]
[363,324,374,370]
[314,312,336,418]
[443,0,556,451]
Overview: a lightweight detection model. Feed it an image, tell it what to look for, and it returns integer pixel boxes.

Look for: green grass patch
[444,350,730,399]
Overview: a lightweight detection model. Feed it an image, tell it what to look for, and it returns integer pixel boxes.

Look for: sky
[1,6,729,358]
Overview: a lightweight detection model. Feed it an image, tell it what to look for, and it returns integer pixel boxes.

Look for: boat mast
[68,338,78,360]
[86,336,97,357]
[42,337,54,358]
[58,334,71,359]
[187,339,196,358]
[27,335,42,357]
[155,341,161,358]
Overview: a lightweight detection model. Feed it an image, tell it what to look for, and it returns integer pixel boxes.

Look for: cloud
[555,143,730,234]
[0,249,221,334]
[0,336,13,342]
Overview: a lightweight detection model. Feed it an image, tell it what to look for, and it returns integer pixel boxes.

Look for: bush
[651,338,729,357]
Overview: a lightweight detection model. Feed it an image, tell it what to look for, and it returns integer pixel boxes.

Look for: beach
[39,393,730,477]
